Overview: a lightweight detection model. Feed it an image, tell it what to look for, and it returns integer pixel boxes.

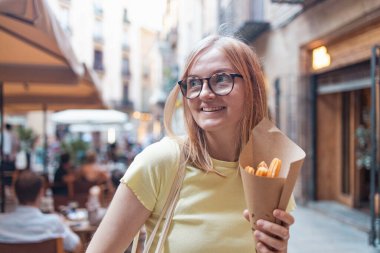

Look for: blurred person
[107,142,118,163]
[73,151,112,207]
[86,169,125,226]
[1,123,19,184]
[53,153,75,196]
[2,123,19,164]
[87,35,295,253]
[78,150,109,186]
[110,169,124,191]
[125,141,137,166]
[0,171,82,253]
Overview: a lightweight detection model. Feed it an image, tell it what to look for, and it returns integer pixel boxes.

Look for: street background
[1,0,380,251]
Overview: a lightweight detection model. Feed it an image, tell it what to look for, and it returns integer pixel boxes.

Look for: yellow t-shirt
[121,137,296,253]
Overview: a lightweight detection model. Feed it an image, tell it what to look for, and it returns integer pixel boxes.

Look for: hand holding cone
[244,158,282,178]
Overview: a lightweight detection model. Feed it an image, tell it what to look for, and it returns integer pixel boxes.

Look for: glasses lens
[210,73,233,95]
[184,78,202,99]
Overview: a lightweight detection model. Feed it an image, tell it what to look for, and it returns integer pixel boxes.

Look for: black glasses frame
[177,73,243,99]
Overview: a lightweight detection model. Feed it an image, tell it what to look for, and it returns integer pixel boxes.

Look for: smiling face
[185,48,245,139]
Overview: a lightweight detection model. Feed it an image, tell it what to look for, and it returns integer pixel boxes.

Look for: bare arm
[86,184,151,253]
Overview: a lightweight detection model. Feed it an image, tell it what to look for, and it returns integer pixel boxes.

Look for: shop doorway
[315,61,372,208]
[354,89,371,211]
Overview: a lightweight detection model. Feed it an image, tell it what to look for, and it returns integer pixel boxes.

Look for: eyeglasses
[177,73,243,99]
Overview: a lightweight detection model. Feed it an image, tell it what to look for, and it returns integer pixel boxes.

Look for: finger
[243,209,250,222]
[273,209,295,228]
[256,241,273,253]
[254,230,287,252]
[256,219,289,240]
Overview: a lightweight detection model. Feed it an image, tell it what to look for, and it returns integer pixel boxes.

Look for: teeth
[202,106,223,112]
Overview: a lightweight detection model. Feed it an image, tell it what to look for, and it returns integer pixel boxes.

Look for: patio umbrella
[3,64,106,113]
[0,0,105,212]
[51,109,127,125]
[0,0,83,80]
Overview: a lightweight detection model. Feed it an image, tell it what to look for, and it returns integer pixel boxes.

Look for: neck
[20,202,39,208]
[205,131,239,162]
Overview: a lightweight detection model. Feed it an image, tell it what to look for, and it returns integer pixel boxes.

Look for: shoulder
[134,136,180,168]
[22,213,66,233]
[119,137,182,211]
[41,213,64,225]
[142,136,180,155]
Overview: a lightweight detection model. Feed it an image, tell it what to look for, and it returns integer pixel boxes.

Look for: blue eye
[215,74,229,83]
[188,79,201,88]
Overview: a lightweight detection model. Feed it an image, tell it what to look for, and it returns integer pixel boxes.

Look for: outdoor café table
[64,208,98,247]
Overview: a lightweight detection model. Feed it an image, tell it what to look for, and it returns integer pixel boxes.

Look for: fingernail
[256,220,264,226]
[274,210,281,217]
[254,231,261,239]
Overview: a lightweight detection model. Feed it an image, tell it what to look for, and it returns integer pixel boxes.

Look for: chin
[198,122,227,133]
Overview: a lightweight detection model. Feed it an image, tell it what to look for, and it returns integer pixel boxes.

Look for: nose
[199,79,215,99]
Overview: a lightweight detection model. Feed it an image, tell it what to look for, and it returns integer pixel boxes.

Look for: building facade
[49,0,132,109]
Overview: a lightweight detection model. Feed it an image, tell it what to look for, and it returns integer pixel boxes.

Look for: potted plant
[61,138,89,167]
[17,126,38,169]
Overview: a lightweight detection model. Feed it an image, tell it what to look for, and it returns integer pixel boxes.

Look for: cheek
[186,100,197,115]
[229,89,245,112]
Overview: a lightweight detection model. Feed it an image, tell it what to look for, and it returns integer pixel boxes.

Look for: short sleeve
[120,137,180,212]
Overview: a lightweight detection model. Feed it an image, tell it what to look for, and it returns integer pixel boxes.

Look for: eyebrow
[188,68,235,77]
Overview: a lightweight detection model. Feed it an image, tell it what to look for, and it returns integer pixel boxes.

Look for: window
[123,9,129,23]
[59,7,71,34]
[122,81,133,107]
[93,1,103,16]
[122,58,130,76]
[93,50,104,71]
[122,33,129,50]
[251,0,265,21]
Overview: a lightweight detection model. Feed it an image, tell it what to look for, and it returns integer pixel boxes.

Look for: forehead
[188,48,234,76]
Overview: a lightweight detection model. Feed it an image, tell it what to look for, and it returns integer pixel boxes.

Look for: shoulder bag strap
[131,232,140,253]
[131,143,186,253]
[154,150,186,253]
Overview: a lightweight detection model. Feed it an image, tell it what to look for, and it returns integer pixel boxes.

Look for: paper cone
[239,118,306,230]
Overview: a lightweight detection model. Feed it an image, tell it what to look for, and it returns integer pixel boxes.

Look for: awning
[52,109,127,125]
[3,64,106,113]
[236,21,270,43]
[0,0,105,112]
[271,0,304,3]
[0,0,83,83]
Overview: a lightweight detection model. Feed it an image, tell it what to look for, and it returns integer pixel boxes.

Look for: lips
[201,106,225,112]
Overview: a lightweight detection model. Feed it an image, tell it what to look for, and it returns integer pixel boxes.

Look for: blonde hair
[164,35,268,173]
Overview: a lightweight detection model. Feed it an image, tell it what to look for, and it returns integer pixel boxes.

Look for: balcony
[221,0,270,43]
[236,21,270,43]
[272,0,323,7]
[272,0,303,3]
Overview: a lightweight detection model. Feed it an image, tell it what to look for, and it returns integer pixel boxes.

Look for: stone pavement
[288,203,379,253]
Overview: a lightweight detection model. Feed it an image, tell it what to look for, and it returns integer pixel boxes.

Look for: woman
[79,151,109,186]
[53,153,75,196]
[86,35,295,253]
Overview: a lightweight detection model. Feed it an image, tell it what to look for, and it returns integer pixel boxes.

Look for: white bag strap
[154,154,186,253]
[131,144,186,253]
[131,232,140,253]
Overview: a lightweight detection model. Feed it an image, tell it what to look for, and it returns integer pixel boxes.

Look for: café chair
[0,237,64,253]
